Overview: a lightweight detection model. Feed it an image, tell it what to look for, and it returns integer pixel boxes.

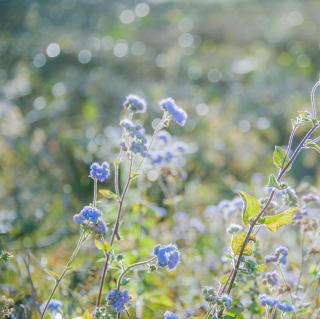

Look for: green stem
[116,257,156,289]
[40,233,86,318]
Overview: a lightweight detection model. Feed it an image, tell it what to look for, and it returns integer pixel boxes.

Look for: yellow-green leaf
[273,146,290,170]
[240,191,261,225]
[260,207,298,232]
[99,189,117,199]
[231,232,256,256]
[95,239,112,252]
[83,310,94,319]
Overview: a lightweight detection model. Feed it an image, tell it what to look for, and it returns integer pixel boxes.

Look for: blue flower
[74,206,101,223]
[264,271,278,286]
[154,244,180,271]
[106,289,131,313]
[277,302,295,312]
[264,254,278,263]
[259,294,278,307]
[164,311,179,319]
[41,299,62,314]
[90,162,110,182]
[89,219,107,234]
[222,294,232,307]
[73,206,107,234]
[160,98,187,126]
[124,94,147,113]
[275,246,288,256]
[157,130,171,144]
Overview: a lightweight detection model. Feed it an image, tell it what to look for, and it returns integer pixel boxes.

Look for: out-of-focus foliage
[1,0,320,318]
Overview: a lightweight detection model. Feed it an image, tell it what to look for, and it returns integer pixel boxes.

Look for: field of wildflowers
[1,1,320,319]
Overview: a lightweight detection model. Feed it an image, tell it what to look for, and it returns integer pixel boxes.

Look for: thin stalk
[41,233,86,318]
[219,123,320,300]
[93,178,98,207]
[96,156,134,307]
[116,257,156,289]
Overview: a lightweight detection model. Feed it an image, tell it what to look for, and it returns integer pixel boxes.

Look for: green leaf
[83,310,94,319]
[260,207,298,232]
[99,189,117,199]
[231,232,256,256]
[95,239,112,252]
[239,192,261,225]
[267,174,281,189]
[273,146,290,170]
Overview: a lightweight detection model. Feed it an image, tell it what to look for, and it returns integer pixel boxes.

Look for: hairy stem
[220,123,319,300]
[41,233,86,318]
[96,156,134,307]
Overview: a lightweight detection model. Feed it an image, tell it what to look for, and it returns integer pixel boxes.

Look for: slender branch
[96,156,134,307]
[311,80,320,118]
[41,233,86,318]
[220,123,320,299]
[93,178,98,207]
[116,257,156,289]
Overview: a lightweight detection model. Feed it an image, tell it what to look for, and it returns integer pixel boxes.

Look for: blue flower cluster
[73,206,107,234]
[42,299,62,314]
[160,98,187,127]
[259,294,278,307]
[259,295,295,312]
[262,271,278,286]
[264,246,288,265]
[148,141,187,167]
[164,311,179,319]
[120,119,148,157]
[222,294,233,307]
[154,244,180,271]
[90,162,110,182]
[106,289,131,313]
[123,94,147,113]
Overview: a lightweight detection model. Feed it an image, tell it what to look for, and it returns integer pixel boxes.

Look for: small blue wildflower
[123,94,147,113]
[277,302,295,312]
[164,311,179,319]
[75,206,101,223]
[90,162,110,182]
[160,98,187,127]
[157,130,171,144]
[259,294,278,307]
[222,294,232,307]
[154,244,180,271]
[89,219,108,234]
[41,299,62,314]
[275,246,288,256]
[106,289,131,313]
[149,203,167,218]
[264,271,278,286]
[264,254,278,263]
[130,140,148,157]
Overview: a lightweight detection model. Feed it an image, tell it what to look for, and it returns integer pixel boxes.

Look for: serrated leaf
[239,192,261,225]
[99,189,117,199]
[273,146,290,170]
[83,310,94,319]
[231,232,256,256]
[95,239,112,252]
[260,207,298,232]
[267,174,280,189]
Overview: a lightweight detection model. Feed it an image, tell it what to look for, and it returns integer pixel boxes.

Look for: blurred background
[1,0,320,318]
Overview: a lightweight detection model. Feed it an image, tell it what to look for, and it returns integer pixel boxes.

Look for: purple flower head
[124,94,147,113]
[259,294,278,307]
[106,289,131,313]
[265,271,278,286]
[90,162,110,182]
[78,206,101,223]
[277,302,295,312]
[154,244,180,271]
[222,294,232,307]
[160,98,187,127]
[275,246,288,256]
[157,130,171,144]
[164,311,179,319]
[89,219,108,234]
[41,299,62,314]
[264,255,278,263]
